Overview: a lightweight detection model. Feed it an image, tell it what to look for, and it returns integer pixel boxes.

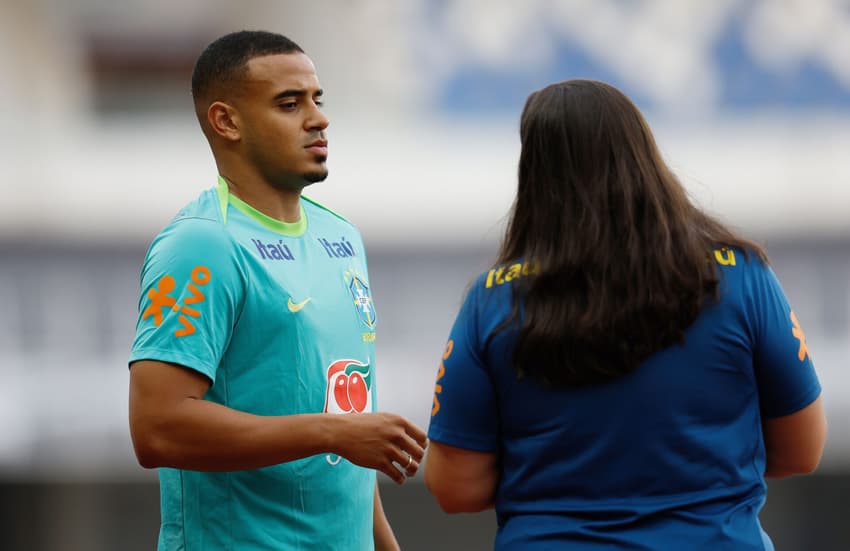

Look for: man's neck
[219,172,303,223]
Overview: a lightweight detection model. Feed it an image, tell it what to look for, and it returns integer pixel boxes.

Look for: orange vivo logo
[431,340,454,416]
[142,266,211,337]
[790,311,809,362]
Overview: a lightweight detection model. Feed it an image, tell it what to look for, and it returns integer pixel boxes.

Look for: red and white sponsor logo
[323,358,372,414]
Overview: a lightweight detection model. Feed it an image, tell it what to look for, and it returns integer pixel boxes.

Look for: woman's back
[428,250,820,549]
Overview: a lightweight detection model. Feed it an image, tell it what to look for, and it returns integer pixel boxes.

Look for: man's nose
[307,105,329,131]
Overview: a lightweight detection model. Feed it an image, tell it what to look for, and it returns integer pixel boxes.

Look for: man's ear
[208,101,241,141]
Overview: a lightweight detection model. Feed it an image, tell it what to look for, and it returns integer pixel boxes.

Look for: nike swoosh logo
[287,297,312,313]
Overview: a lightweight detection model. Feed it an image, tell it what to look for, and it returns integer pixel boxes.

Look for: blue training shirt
[428,248,821,550]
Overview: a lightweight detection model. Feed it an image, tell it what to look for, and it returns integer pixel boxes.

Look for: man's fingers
[404,457,420,477]
[389,449,419,479]
[390,415,427,456]
[403,418,429,448]
[396,457,419,478]
[398,432,426,463]
[382,460,406,485]
[350,413,427,483]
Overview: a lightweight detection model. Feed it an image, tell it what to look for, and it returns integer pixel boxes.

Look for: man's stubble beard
[265,165,328,191]
[250,140,328,189]
[303,154,329,184]
[303,166,329,185]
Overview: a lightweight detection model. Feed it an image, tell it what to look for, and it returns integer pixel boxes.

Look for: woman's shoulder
[477,259,538,291]
[711,245,769,274]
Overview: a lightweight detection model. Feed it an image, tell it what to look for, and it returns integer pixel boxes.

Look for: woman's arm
[424,441,498,513]
[763,395,827,478]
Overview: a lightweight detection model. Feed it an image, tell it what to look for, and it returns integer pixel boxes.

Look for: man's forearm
[132,396,336,471]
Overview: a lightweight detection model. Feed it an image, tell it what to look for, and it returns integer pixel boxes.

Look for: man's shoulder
[169,187,224,226]
[301,195,358,231]
[147,189,234,259]
[159,188,228,237]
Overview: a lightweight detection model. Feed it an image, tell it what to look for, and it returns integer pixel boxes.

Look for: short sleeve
[749,260,821,418]
[129,219,244,383]
[427,282,499,452]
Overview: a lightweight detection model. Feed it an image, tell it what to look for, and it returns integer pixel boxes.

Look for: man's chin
[304,169,329,184]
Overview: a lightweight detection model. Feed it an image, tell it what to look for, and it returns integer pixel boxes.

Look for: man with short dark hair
[128,30,426,551]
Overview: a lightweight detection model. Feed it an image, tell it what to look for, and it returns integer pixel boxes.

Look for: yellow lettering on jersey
[361,332,376,343]
[485,262,537,288]
[714,248,736,266]
[504,263,522,282]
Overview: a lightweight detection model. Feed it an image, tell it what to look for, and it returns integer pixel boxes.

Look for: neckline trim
[216,176,307,236]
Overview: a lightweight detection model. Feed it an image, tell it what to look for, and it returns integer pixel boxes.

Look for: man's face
[235,53,329,190]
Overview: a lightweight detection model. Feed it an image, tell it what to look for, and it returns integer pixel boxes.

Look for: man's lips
[306,140,328,156]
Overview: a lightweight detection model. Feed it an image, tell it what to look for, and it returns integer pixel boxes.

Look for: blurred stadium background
[1,1,848,549]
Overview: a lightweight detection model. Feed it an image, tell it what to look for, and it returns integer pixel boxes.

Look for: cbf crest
[344,269,376,329]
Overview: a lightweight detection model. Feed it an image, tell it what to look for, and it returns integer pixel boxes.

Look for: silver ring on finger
[405,454,413,469]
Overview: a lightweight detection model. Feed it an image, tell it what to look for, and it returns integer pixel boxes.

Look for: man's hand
[331,413,428,484]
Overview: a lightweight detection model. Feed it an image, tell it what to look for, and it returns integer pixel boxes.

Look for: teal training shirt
[130,177,378,551]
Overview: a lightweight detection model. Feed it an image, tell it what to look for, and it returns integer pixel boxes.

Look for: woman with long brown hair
[425,79,826,550]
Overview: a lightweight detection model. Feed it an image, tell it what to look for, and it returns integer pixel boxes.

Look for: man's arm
[129,360,427,484]
[424,442,497,513]
[373,482,400,551]
[763,395,827,478]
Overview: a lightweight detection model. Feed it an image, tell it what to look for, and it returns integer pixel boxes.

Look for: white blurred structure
[1,0,848,478]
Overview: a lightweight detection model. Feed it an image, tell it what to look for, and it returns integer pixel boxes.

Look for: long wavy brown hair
[494,79,766,387]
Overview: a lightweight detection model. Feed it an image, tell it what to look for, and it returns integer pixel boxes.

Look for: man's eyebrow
[273,88,324,101]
